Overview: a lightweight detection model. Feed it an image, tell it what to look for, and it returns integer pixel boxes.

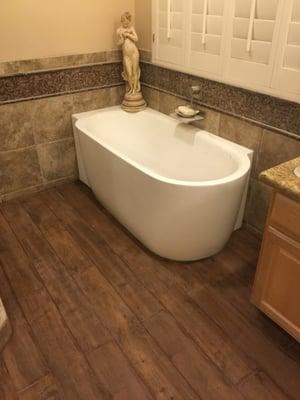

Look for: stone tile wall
[0,86,125,202]
[1,49,299,235]
[0,51,126,202]
[141,63,300,138]
[142,86,300,234]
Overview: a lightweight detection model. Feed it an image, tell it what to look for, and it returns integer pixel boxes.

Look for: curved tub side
[77,129,250,261]
[72,114,91,187]
[235,150,253,230]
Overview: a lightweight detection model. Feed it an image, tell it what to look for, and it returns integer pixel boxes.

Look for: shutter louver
[154,0,187,65]
[187,0,226,76]
[272,0,300,98]
[225,0,282,87]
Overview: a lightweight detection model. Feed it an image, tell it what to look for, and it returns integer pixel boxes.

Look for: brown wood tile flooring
[0,182,299,400]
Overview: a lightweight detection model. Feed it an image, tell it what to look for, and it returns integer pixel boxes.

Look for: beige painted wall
[0,0,135,62]
[135,0,152,50]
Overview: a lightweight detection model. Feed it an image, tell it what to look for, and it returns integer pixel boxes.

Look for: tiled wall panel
[1,50,299,235]
[142,86,300,233]
[0,86,125,202]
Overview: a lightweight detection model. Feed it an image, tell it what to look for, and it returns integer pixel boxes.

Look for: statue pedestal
[122,92,147,113]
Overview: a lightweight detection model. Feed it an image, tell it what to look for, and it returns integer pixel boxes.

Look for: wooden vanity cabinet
[252,192,300,342]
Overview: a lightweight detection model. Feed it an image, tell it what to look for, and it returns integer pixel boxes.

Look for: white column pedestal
[0,299,11,353]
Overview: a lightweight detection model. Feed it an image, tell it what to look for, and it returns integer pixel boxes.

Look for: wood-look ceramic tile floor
[0,182,299,400]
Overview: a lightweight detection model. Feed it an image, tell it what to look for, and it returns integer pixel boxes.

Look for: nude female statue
[117,12,141,94]
[117,12,146,111]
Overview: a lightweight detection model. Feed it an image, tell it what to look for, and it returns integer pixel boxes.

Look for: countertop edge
[259,157,300,203]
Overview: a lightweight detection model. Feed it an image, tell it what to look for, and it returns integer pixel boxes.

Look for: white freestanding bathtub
[73,106,253,261]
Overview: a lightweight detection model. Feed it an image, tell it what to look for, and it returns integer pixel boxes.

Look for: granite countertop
[259,157,300,202]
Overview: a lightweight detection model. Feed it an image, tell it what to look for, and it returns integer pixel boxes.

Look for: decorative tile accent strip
[0,50,122,76]
[0,62,123,104]
[1,52,299,138]
[141,63,300,137]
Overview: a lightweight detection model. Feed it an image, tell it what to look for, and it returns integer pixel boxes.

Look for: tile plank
[37,190,163,322]
[122,247,256,385]
[0,211,43,298]
[20,288,110,400]
[0,359,19,400]
[1,182,299,400]
[0,259,48,392]
[21,193,199,400]
[58,183,136,254]
[145,311,245,400]
[76,267,199,400]
[18,374,63,400]
[1,200,112,354]
[88,342,152,400]
[191,286,300,400]
[58,183,300,400]
[159,287,255,384]
[238,371,289,400]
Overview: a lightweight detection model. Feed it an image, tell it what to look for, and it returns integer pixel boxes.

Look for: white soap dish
[175,106,200,118]
[170,112,204,124]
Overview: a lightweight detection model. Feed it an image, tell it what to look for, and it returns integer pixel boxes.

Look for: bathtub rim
[74,106,252,188]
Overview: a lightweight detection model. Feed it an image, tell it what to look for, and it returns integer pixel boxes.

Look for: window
[152,0,300,102]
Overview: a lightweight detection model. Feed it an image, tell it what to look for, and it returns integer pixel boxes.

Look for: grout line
[0,82,124,106]
[0,136,75,154]
[234,369,259,387]
[0,175,76,203]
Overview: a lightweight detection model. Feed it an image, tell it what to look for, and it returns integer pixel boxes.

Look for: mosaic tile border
[0,49,151,104]
[0,49,298,138]
[0,62,123,104]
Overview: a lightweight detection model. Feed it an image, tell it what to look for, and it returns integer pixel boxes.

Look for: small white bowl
[176,106,199,118]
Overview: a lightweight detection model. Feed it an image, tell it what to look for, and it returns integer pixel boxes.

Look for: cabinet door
[252,227,300,342]
[225,0,283,88]
[186,0,228,76]
[271,0,300,100]
[153,0,188,66]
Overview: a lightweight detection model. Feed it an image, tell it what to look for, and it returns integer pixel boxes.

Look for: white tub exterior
[73,106,253,261]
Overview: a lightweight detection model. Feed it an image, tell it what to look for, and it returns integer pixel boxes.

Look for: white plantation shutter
[271,0,300,98]
[154,0,187,65]
[187,0,227,76]
[225,0,283,87]
[152,0,300,102]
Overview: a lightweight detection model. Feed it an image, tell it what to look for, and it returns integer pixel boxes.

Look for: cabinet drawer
[270,193,300,242]
[252,228,300,342]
